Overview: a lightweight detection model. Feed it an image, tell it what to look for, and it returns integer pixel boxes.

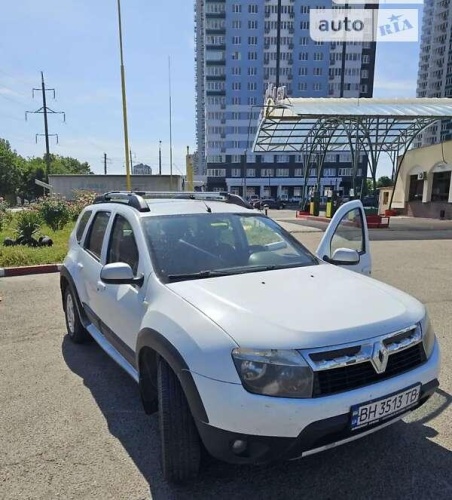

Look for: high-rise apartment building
[416,0,452,146]
[195,1,377,198]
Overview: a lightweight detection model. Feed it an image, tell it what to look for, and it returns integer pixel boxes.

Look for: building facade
[132,163,153,175]
[194,0,377,198]
[379,140,452,219]
[416,0,452,146]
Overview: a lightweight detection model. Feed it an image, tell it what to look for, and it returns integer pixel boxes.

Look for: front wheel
[64,287,89,344]
[158,358,201,483]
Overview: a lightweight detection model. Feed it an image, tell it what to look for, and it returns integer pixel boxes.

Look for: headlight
[231,348,313,398]
[421,314,436,358]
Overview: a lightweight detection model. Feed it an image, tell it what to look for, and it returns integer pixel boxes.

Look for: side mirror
[100,262,144,286]
[326,248,360,265]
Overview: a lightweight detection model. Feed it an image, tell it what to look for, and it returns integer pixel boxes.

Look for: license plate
[350,384,421,430]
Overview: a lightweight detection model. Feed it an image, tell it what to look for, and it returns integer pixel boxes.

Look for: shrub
[14,210,42,245]
[0,200,12,231]
[38,195,70,231]
[68,190,97,221]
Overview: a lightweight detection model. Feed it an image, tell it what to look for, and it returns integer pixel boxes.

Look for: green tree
[47,154,92,175]
[0,139,22,200]
[377,176,393,187]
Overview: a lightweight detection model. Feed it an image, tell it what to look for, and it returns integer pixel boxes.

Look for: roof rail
[93,191,253,210]
[135,191,253,209]
[93,191,150,212]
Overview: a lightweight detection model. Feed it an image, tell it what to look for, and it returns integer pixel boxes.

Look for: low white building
[49,174,183,200]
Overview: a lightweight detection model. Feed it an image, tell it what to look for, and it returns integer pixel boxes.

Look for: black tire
[157,358,201,483]
[64,286,89,344]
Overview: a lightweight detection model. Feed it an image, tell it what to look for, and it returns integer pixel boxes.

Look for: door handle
[96,281,106,292]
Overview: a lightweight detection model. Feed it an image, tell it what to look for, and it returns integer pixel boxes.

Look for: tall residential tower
[195,1,377,198]
[416,0,452,146]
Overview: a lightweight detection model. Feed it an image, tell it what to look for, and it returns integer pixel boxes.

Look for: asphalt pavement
[0,234,451,499]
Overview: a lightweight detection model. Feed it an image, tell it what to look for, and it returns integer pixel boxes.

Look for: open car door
[315,200,371,275]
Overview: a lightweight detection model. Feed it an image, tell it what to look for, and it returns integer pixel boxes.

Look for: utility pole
[104,153,107,175]
[159,140,162,175]
[25,71,65,181]
[129,149,133,174]
[168,56,173,190]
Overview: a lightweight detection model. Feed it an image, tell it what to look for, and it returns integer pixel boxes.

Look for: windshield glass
[142,213,318,282]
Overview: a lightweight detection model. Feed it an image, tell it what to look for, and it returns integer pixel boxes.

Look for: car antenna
[202,200,212,213]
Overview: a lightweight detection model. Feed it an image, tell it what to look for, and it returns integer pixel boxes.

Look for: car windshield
[142,213,318,282]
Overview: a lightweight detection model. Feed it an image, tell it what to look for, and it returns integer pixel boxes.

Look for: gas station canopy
[252,91,452,199]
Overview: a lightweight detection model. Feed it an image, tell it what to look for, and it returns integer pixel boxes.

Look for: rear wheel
[157,358,201,483]
[64,287,89,344]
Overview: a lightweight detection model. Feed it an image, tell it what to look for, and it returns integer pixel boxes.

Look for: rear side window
[85,211,111,259]
[76,211,92,243]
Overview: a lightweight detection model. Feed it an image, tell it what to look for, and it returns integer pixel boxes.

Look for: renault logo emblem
[371,342,389,374]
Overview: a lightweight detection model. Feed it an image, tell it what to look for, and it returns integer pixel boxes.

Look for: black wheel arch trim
[136,328,209,424]
[60,266,89,329]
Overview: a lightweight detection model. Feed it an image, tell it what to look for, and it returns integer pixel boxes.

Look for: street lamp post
[116,0,131,191]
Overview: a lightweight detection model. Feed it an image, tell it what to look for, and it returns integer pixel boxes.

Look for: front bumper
[192,340,440,464]
[196,378,438,465]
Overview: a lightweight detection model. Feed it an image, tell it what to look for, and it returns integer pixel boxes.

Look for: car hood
[167,264,425,349]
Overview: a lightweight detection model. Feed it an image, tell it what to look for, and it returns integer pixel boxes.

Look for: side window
[85,211,111,260]
[107,215,139,275]
[330,208,364,255]
[76,210,92,243]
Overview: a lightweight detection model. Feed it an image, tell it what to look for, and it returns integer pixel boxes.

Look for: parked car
[247,194,260,204]
[253,198,285,210]
[289,196,301,203]
[60,191,440,483]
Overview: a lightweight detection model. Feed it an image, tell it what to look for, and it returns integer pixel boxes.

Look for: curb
[296,213,331,223]
[0,264,61,278]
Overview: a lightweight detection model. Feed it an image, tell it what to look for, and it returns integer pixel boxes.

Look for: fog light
[231,439,248,455]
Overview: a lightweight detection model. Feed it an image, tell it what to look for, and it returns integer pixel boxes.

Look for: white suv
[60,191,440,483]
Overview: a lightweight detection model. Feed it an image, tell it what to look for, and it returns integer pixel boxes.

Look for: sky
[0,0,424,178]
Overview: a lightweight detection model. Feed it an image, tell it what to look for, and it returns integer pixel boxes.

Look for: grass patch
[0,219,73,268]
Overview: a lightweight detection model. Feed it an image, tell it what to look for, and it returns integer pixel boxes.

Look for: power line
[25,72,65,180]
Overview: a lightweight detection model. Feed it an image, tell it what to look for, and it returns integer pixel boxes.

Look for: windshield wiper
[167,270,236,282]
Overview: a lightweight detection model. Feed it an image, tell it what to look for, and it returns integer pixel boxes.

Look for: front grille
[312,343,427,397]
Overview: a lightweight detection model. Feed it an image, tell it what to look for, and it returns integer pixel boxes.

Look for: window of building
[276,168,289,177]
[248,96,257,105]
[338,168,353,176]
[261,169,274,177]
[299,52,308,61]
[248,4,258,14]
[248,67,257,76]
[231,97,241,104]
[248,51,258,60]
[248,82,257,91]
[431,171,451,201]
[231,66,241,76]
[300,37,308,45]
[314,52,323,61]
[313,82,322,91]
[231,168,242,177]
[300,21,310,29]
[294,168,303,177]
[248,20,258,29]
[231,155,241,163]
[248,36,258,45]
[207,169,226,177]
[232,4,241,13]
[298,67,308,76]
[232,82,241,91]
[231,51,241,60]
[232,20,241,29]
[323,168,335,177]
[247,168,256,177]
[313,67,322,76]
[298,82,307,91]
